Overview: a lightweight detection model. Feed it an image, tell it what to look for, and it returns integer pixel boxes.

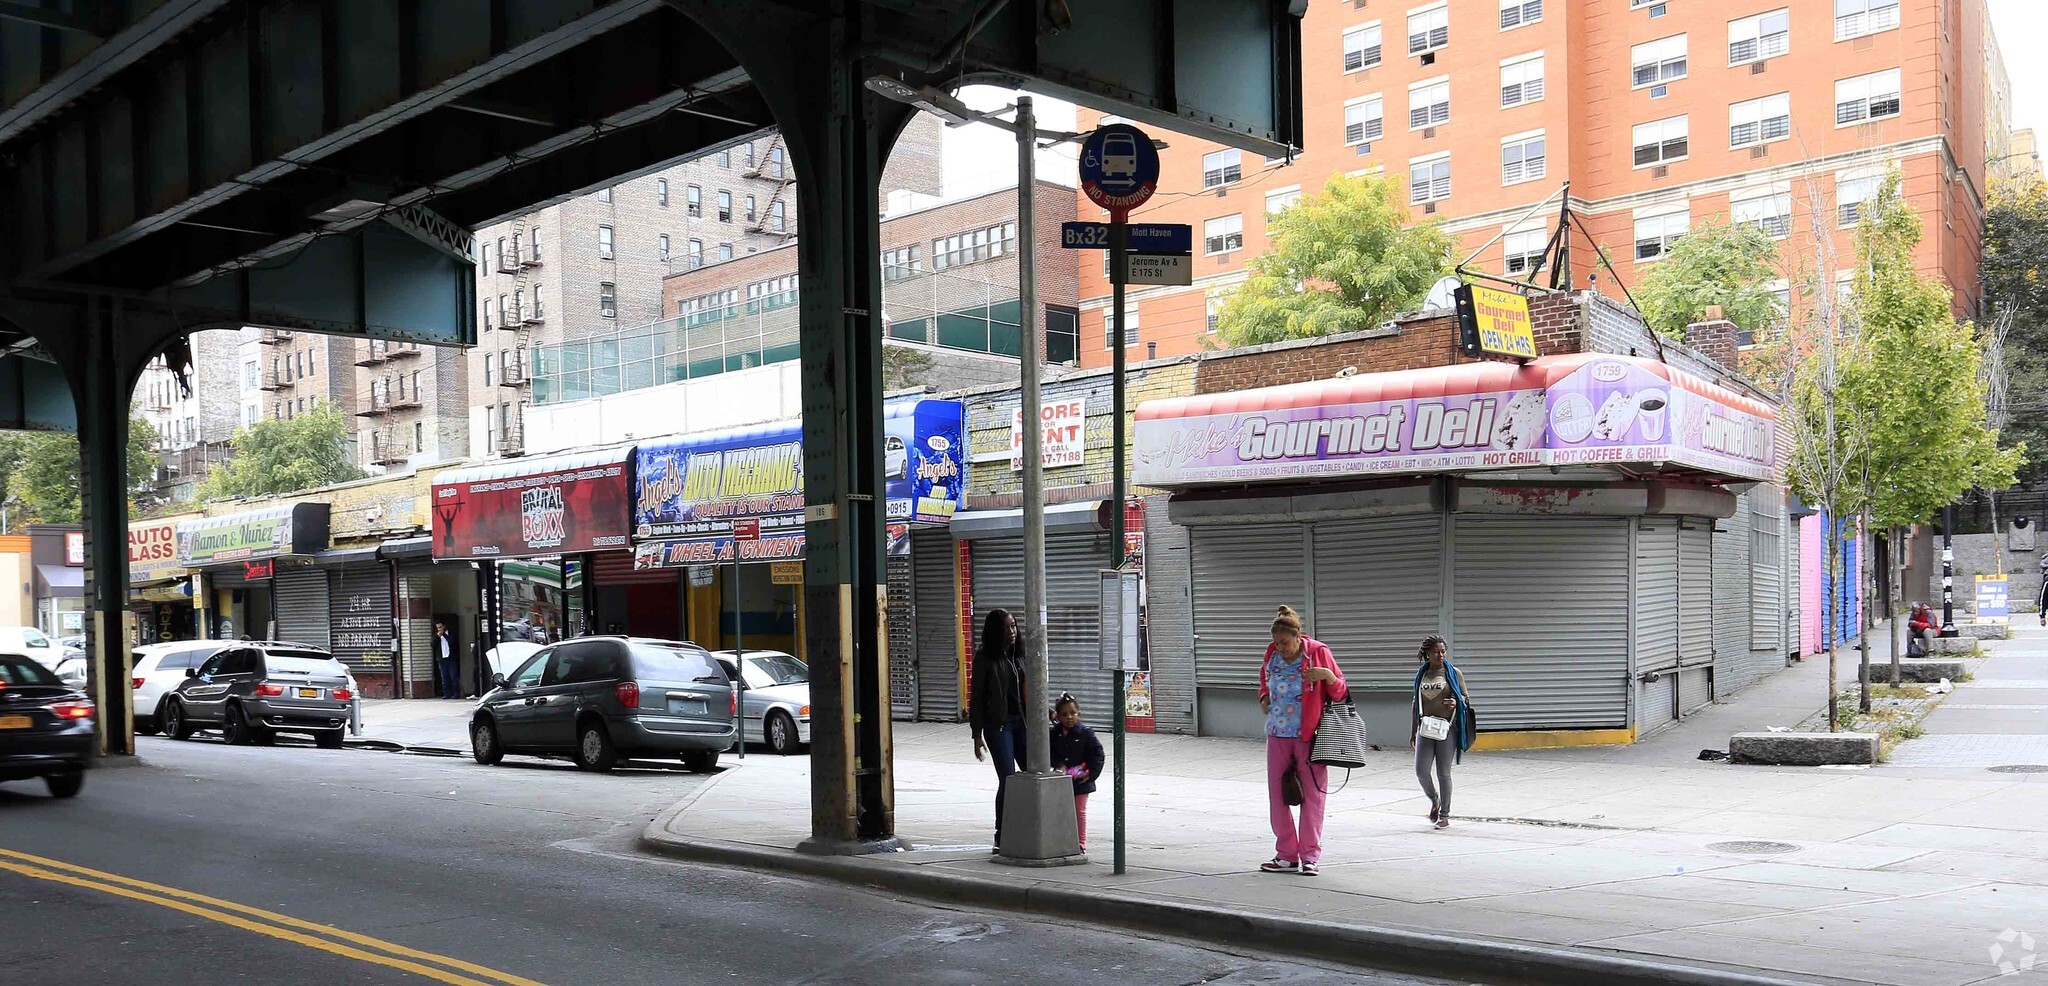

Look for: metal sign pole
[1109,217,1129,877]
[734,546,745,759]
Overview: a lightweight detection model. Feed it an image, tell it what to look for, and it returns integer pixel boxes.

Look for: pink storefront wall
[1801,513,1824,656]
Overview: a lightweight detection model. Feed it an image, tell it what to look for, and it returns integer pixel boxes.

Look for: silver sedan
[712,650,810,755]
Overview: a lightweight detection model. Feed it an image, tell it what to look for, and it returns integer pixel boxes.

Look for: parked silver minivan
[471,637,735,772]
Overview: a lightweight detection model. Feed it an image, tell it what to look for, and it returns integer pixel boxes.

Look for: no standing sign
[1079,123,1160,220]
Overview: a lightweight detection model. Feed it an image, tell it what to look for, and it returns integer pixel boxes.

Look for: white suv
[0,626,64,669]
[131,642,228,735]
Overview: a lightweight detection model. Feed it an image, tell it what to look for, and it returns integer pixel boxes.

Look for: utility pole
[1018,96,1050,778]
[1941,506,1956,636]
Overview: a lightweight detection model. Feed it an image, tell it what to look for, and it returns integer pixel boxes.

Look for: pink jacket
[1257,637,1349,737]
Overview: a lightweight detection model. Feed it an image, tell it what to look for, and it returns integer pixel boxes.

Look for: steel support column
[76,299,141,756]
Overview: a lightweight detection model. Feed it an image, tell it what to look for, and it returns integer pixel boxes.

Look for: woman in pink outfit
[1258,605,1348,877]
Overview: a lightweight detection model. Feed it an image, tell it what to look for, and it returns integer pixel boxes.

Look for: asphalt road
[0,734,1457,986]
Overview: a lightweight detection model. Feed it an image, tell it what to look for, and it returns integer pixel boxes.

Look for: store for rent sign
[1012,397,1087,470]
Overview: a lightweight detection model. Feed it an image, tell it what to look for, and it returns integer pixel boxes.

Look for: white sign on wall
[1011,397,1088,471]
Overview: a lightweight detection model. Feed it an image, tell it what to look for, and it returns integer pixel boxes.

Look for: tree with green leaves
[196,404,364,501]
[2,416,162,527]
[1982,176,2048,488]
[1632,216,1785,342]
[1212,173,1451,347]
[1842,172,2022,694]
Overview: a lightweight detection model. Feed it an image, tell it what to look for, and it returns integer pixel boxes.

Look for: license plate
[0,715,30,729]
[673,700,707,716]
[297,688,320,699]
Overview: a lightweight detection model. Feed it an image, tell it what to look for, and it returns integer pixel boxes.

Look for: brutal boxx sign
[430,450,634,559]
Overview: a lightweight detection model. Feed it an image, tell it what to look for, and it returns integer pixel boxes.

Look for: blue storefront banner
[631,400,965,568]
[886,399,966,524]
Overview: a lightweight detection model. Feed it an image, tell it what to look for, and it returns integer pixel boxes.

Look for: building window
[718,190,732,223]
[1265,186,1302,215]
[1835,69,1902,125]
[1632,115,1689,166]
[1730,93,1792,148]
[243,361,258,389]
[1407,4,1449,55]
[1634,210,1689,261]
[931,222,1017,270]
[1202,149,1242,188]
[596,186,612,203]
[745,194,757,223]
[1837,175,1882,226]
[686,185,702,217]
[717,148,730,167]
[1345,95,1384,146]
[1500,54,1544,108]
[1343,23,1382,72]
[509,231,521,265]
[768,146,786,179]
[1632,35,1687,88]
[307,349,316,376]
[1104,306,1139,349]
[1835,0,1899,41]
[1728,9,1790,65]
[658,234,670,261]
[1206,295,1223,333]
[480,239,493,274]
[1733,192,1793,239]
[718,242,733,262]
[1501,132,1546,185]
[532,286,544,319]
[599,281,616,317]
[770,201,787,233]
[1408,78,1449,129]
[657,178,669,206]
[740,142,755,169]
[1204,214,1244,255]
[1504,228,1548,274]
[512,288,524,321]
[882,245,922,281]
[1499,0,1541,30]
[598,224,614,260]
[484,353,495,387]
[497,295,508,325]
[1409,155,1451,204]
[529,228,541,262]
[496,237,506,269]
[687,239,703,268]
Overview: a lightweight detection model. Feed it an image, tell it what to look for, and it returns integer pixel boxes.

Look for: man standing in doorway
[435,621,459,699]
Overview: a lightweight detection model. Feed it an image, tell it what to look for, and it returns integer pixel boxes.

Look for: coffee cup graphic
[1637,388,1670,442]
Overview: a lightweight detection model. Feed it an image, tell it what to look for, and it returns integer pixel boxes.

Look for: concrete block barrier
[1730,731,1878,766]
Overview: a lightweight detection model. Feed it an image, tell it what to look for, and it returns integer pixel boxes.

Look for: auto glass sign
[129,517,189,584]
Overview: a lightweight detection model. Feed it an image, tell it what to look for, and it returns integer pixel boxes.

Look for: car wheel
[162,699,193,740]
[135,708,161,737]
[574,720,618,772]
[682,749,720,774]
[43,772,83,799]
[223,704,255,746]
[471,718,504,765]
[767,711,801,755]
[314,730,343,750]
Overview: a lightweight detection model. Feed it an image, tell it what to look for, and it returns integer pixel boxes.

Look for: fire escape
[744,134,796,242]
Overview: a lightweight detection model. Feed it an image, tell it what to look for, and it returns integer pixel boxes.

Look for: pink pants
[1267,735,1327,863]
[1075,793,1089,850]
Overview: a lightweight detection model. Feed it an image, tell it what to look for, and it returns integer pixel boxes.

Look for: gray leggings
[1415,735,1454,815]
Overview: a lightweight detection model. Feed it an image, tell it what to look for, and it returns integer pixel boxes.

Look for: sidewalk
[643,637,2048,986]
[355,699,477,750]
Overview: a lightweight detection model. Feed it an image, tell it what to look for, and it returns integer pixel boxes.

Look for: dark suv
[161,642,354,748]
[472,637,735,772]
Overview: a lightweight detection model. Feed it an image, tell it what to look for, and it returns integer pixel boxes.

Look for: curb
[637,792,1823,986]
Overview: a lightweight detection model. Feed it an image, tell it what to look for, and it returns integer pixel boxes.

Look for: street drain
[1707,840,1800,856]
[1989,764,2048,774]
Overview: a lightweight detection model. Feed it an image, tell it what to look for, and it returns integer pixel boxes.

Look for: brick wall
[1683,319,1741,372]
[1194,291,1582,395]
[960,359,1198,501]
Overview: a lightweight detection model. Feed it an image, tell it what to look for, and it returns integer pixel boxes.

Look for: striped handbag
[1310,699,1370,769]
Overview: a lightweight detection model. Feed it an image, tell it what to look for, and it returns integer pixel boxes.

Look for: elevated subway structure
[0,0,1305,848]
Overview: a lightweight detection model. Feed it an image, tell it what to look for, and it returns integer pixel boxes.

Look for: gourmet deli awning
[430,447,634,560]
[1134,354,1775,487]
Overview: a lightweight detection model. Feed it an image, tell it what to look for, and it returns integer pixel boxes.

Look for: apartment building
[132,330,241,503]
[1075,0,2007,365]
[467,116,945,457]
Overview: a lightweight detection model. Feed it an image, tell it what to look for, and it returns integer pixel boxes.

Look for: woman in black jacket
[1049,693,1106,851]
[967,608,1027,850]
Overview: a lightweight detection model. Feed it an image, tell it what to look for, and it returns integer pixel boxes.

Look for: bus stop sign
[1079,124,1160,218]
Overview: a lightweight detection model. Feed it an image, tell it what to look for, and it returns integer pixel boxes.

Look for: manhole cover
[1989,764,2048,774]
[1707,840,1801,856]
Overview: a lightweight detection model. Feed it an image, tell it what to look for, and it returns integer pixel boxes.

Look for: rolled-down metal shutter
[1679,521,1714,668]
[970,533,1116,721]
[913,528,961,721]
[887,551,916,718]
[273,566,330,650]
[1639,673,1677,734]
[1714,493,1754,692]
[329,565,394,672]
[1452,517,1630,730]
[1192,524,1307,689]
[1679,666,1713,715]
[1312,516,1444,690]
[1636,519,1679,674]
[1142,495,1195,734]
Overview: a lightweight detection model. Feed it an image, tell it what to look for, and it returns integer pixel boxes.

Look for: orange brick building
[1074,0,2007,366]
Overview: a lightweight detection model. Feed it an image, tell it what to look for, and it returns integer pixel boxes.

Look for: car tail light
[254,683,285,697]
[730,690,738,717]
[132,677,145,689]
[49,700,94,720]
[332,688,353,701]
[615,681,639,709]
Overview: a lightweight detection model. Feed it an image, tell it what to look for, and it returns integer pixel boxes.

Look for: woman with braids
[1411,634,1474,829]
[968,608,1027,850]
[1257,605,1347,876]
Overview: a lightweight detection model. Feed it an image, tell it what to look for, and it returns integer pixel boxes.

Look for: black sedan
[0,654,94,798]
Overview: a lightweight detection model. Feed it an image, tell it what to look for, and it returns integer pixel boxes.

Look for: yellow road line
[0,848,548,986]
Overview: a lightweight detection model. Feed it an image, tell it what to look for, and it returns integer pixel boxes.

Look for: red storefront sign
[243,559,274,580]
[430,451,634,560]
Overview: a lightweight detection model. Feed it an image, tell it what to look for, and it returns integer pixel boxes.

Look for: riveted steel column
[78,299,137,756]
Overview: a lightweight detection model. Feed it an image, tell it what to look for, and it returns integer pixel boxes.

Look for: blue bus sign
[1079,124,1160,218]
[1062,222,1192,253]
